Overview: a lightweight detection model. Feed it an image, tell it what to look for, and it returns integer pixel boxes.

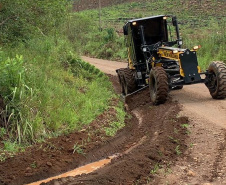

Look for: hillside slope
[74,0,226,16]
[72,0,225,68]
[73,0,136,11]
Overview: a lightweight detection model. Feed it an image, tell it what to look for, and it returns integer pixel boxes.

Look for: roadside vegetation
[73,0,226,69]
[0,0,123,154]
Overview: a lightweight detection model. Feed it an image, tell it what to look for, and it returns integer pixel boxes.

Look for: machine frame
[116,15,226,104]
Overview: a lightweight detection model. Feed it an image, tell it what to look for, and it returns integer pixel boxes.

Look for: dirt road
[82,56,226,129]
[81,56,127,76]
[81,56,226,185]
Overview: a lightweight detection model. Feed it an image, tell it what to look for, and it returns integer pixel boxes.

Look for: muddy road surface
[82,56,226,129]
[78,56,226,185]
[0,57,226,185]
[0,76,188,185]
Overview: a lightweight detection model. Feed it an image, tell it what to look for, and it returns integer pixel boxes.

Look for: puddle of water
[26,134,147,185]
[26,155,116,185]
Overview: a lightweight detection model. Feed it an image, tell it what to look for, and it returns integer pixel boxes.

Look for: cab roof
[125,15,165,26]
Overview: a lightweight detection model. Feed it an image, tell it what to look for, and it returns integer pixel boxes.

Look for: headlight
[193,46,199,50]
[173,50,178,54]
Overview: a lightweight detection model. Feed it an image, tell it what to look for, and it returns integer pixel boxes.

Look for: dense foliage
[0,0,68,43]
[0,1,116,147]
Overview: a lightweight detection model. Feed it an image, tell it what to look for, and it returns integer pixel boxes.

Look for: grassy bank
[73,0,226,69]
[0,37,116,147]
[0,1,125,154]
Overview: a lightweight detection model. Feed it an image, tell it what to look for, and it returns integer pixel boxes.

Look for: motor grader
[116,15,226,105]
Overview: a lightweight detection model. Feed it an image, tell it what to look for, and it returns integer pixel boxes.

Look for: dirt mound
[0,75,188,185]
[43,77,189,185]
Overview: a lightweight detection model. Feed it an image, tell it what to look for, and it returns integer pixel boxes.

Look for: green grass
[30,161,37,169]
[150,163,160,175]
[104,101,126,136]
[175,145,182,155]
[0,36,115,146]
[73,0,226,69]
[0,1,127,158]
[73,143,85,155]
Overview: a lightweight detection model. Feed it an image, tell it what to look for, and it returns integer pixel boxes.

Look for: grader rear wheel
[149,67,169,105]
[117,68,137,95]
[205,61,226,99]
[122,68,137,95]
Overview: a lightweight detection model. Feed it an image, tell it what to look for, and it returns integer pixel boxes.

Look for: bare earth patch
[42,76,189,185]
[0,75,188,185]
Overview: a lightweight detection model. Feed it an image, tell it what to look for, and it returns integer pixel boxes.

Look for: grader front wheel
[205,61,226,99]
[149,67,169,105]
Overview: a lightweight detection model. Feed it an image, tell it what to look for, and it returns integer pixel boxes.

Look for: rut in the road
[0,75,189,185]
[44,75,189,185]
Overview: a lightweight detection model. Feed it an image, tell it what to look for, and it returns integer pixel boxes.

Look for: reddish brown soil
[79,57,226,185]
[0,79,120,185]
[42,76,189,185]
[0,75,188,185]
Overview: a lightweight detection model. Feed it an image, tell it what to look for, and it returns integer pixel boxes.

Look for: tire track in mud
[44,80,189,185]
[210,131,226,182]
[131,109,143,127]
[79,57,226,185]
[0,75,189,185]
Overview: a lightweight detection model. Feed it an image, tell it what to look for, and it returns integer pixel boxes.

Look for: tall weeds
[0,37,113,145]
[0,1,118,148]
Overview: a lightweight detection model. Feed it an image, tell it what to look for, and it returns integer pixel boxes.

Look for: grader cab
[116,15,226,104]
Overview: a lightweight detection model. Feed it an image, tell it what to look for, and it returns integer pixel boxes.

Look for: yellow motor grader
[116,15,226,104]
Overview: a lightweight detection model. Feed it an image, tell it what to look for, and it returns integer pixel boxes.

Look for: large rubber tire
[205,61,226,99]
[120,68,137,95]
[149,67,169,105]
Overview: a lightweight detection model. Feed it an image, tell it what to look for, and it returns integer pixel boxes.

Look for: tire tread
[206,61,226,99]
[149,67,169,105]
